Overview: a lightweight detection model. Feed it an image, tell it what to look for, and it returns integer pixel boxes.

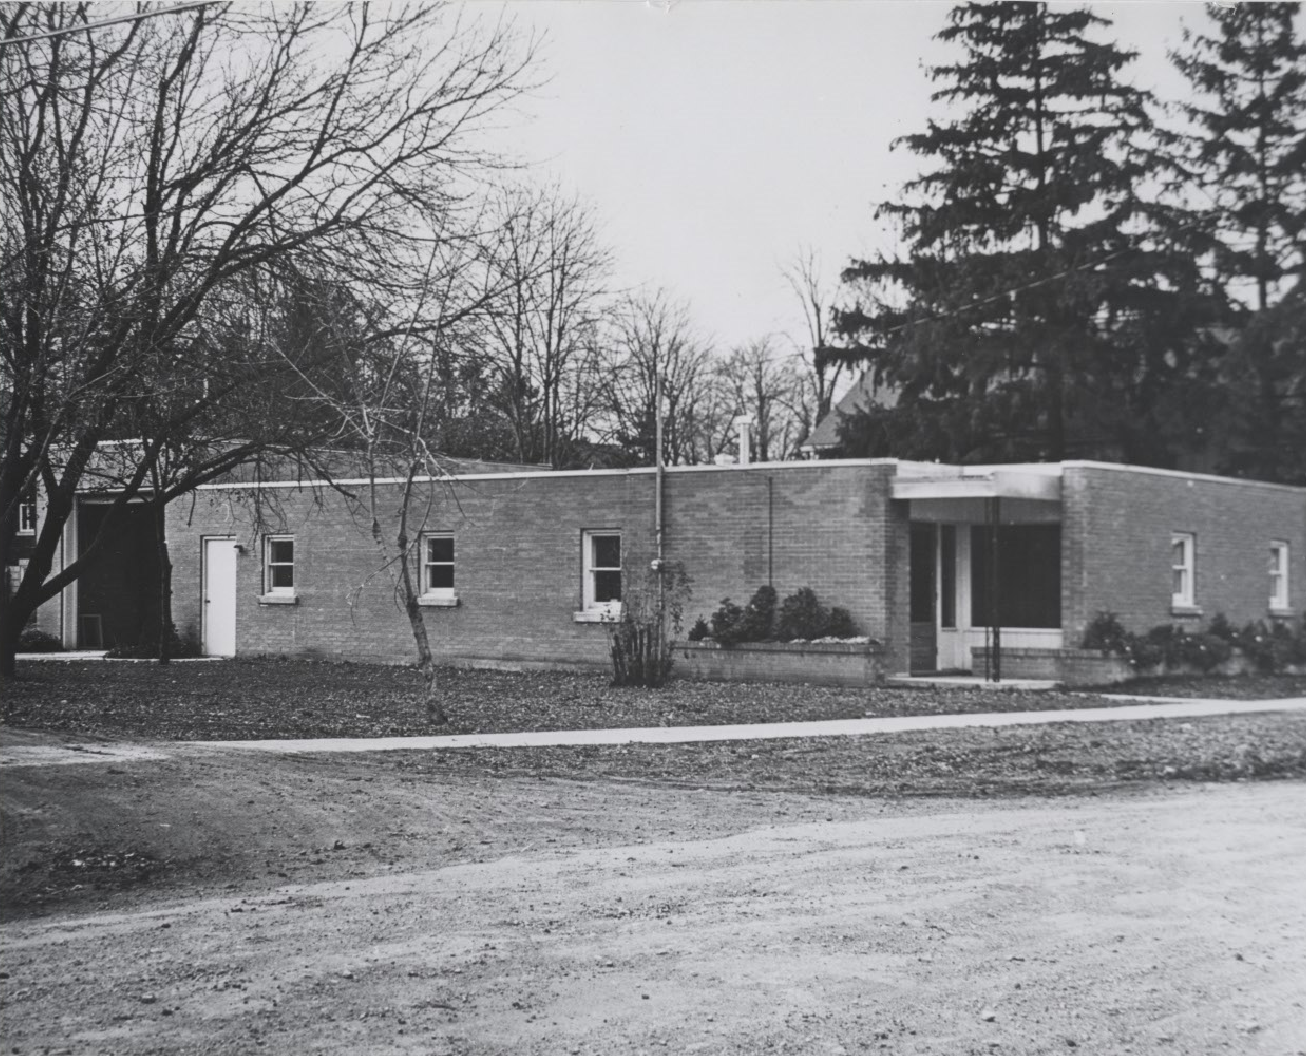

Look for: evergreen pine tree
[832,2,1218,465]
[1170,3,1306,483]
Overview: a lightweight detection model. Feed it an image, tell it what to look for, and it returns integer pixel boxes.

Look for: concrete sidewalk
[4,695,1304,768]
[189,695,1306,754]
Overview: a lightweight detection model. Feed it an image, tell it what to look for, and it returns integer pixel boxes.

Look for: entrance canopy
[893,464,1061,524]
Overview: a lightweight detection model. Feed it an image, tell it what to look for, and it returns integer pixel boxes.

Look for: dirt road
[3,748,1304,1056]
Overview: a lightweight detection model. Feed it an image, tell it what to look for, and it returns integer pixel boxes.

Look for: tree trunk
[404,593,447,725]
[153,500,174,665]
[0,607,16,681]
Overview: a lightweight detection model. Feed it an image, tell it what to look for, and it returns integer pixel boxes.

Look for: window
[1269,541,1290,611]
[1171,532,1195,609]
[6,560,27,597]
[17,493,36,535]
[577,530,622,620]
[264,536,295,594]
[420,533,457,606]
[970,525,1061,629]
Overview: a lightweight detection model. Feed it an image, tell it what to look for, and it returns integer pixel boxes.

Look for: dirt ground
[2,734,1305,1056]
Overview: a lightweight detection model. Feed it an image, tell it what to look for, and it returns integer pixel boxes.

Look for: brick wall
[1062,464,1306,643]
[677,640,886,687]
[167,462,902,670]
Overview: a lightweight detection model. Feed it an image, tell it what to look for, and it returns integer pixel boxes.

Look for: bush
[17,628,62,653]
[105,622,201,660]
[709,598,748,646]
[740,585,777,642]
[606,560,691,687]
[1082,611,1130,655]
[775,587,828,641]
[1175,631,1232,672]
[686,616,710,642]
[1238,619,1297,673]
[1207,612,1237,642]
[825,606,857,639]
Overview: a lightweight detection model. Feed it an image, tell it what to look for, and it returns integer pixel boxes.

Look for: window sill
[418,593,459,608]
[573,607,624,624]
[1268,607,1294,620]
[1169,604,1202,618]
[258,593,298,606]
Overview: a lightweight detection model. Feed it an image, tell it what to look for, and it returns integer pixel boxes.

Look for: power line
[0,2,220,49]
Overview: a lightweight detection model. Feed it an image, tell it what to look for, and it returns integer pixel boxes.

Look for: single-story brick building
[29,458,1304,681]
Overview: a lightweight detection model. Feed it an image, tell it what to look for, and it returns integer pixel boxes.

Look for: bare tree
[0,1,536,677]
[279,233,509,725]
[781,246,847,443]
[595,290,714,466]
[478,184,612,467]
[714,339,806,462]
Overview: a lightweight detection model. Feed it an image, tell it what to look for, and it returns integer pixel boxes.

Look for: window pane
[971,525,1061,628]
[1269,547,1282,574]
[270,540,294,564]
[427,565,454,590]
[1173,569,1186,596]
[593,535,620,569]
[1171,539,1186,567]
[427,537,454,564]
[271,564,294,589]
[594,570,622,603]
[909,524,935,623]
[940,525,956,629]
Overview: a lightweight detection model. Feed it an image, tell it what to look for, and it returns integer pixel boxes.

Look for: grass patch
[0,657,1167,741]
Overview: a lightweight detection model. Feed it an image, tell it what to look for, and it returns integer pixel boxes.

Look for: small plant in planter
[825,606,857,639]
[741,585,777,642]
[1082,611,1130,656]
[709,598,748,645]
[776,586,828,641]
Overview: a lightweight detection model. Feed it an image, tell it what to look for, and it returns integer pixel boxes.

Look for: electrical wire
[0,2,220,49]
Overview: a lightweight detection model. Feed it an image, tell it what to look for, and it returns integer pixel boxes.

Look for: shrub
[709,598,748,646]
[1238,619,1297,673]
[686,616,710,642]
[775,587,828,641]
[740,585,777,642]
[1175,631,1232,672]
[825,606,857,639]
[1207,612,1237,642]
[17,628,62,653]
[1082,611,1130,655]
[106,622,201,660]
[607,560,691,687]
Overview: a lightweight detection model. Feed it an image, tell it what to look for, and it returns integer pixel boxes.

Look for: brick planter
[676,640,885,687]
[971,647,1132,685]
[971,645,1306,685]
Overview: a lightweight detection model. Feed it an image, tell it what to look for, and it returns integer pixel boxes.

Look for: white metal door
[203,538,238,657]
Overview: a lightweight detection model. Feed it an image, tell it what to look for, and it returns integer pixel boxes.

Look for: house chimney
[732,415,755,466]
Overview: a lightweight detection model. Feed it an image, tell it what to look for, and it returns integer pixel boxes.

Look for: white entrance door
[936,526,971,671]
[203,538,238,657]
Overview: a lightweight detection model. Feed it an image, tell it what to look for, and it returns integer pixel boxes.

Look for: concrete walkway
[190,696,1306,754]
[4,695,1303,768]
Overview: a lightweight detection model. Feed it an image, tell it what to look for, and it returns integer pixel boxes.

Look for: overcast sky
[483,1,1211,354]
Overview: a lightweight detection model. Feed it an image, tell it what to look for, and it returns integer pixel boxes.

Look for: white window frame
[1171,532,1195,610]
[17,497,36,535]
[7,559,27,597]
[419,532,458,607]
[263,535,296,596]
[1269,541,1290,612]
[575,529,623,622]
